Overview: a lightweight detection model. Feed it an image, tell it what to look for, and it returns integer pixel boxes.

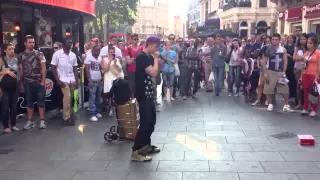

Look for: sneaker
[252,100,260,106]
[228,93,232,97]
[301,109,309,115]
[131,150,152,162]
[90,116,99,122]
[3,128,11,133]
[170,97,175,101]
[183,96,187,100]
[267,104,274,111]
[23,121,35,130]
[192,94,197,98]
[215,93,220,96]
[310,111,317,117]
[162,97,167,101]
[234,93,239,97]
[283,105,294,112]
[140,145,161,154]
[96,113,102,118]
[11,127,19,131]
[40,120,46,129]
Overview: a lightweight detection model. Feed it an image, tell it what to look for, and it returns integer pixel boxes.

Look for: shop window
[259,0,267,7]
[240,21,248,27]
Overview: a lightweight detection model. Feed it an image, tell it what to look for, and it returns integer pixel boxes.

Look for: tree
[94,0,138,41]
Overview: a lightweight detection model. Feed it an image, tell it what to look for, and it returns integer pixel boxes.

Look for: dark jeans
[213,67,224,93]
[184,67,201,95]
[178,63,186,96]
[229,66,241,93]
[250,70,260,93]
[25,81,45,108]
[1,87,19,129]
[132,98,156,151]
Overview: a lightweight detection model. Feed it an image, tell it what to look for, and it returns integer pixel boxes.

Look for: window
[259,0,267,7]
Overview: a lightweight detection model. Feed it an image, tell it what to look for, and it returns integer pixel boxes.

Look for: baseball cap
[146,36,161,46]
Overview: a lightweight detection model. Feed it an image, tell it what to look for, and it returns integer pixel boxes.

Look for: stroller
[104,78,140,142]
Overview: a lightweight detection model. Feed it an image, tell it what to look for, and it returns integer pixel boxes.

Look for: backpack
[0,57,17,92]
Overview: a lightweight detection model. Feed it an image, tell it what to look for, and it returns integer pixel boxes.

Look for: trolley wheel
[104,132,113,142]
[110,126,117,133]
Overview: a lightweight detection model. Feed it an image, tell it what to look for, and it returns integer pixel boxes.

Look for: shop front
[305,3,320,37]
[0,0,95,113]
[286,7,303,34]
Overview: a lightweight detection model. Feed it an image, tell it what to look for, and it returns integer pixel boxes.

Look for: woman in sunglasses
[53,42,62,52]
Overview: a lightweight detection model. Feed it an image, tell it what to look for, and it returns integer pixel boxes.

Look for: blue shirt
[265,46,285,71]
[161,50,177,73]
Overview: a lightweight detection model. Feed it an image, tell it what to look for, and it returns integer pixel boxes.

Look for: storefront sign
[305,3,320,18]
[286,7,302,21]
[22,0,95,16]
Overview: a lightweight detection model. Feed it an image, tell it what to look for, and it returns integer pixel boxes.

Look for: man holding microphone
[131,36,161,161]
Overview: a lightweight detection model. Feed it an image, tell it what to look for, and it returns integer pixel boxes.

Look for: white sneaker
[90,116,99,122]
[40,120,46,129]
[23,121,35,130]
[234,93,239,97]
[252,100,260,106]
[301,109,309,115]
[267,104,274,111]
[310,111,317,117]
[96,113,102,118]
[283,105,294,112]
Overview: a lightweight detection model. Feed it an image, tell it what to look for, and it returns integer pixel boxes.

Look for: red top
[125,46,143,72]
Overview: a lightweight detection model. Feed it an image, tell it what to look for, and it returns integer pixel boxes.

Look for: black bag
[0,57,17,92]
[225,45,234,64]
[109,78,131,105]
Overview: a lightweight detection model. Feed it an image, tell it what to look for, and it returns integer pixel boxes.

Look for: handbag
[0,57,17,92]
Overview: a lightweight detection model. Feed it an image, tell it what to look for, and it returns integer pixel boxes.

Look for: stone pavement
[1,91,320,180]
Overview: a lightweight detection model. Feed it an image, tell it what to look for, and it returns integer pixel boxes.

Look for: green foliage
[95,0,138,28]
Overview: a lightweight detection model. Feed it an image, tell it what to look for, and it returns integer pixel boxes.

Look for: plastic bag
[73,89,79,113]
[174,63,180,76]
[208,72,214,82]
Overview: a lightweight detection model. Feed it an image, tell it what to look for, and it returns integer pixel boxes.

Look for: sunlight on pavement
[176,134,221,160]
[78,124,86,135]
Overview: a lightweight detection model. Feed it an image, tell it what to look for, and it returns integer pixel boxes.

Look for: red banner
[23,0,95,16]
[305,3,320,19]
[286,7,302,21]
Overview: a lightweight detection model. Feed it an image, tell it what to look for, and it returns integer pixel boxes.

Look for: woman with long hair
[293,33,308,109]
[0,43,20,132]
[228,38,243,96]
[301,36,320,117]
[285,34,296,100]
[252,36,271,106]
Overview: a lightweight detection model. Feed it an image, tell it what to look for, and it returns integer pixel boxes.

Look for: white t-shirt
[84,55,102,81]
[51,49,78,83]
[99,45,122,58]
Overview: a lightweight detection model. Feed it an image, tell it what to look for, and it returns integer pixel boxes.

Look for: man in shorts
[262,33,294,112]
[19,35,47,129]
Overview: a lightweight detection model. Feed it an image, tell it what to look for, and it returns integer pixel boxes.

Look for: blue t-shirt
[264,46,285,71]
[160,50,176,73]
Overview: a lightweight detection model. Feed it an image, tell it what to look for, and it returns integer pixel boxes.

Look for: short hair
[110,36,117,40]
[168,34,175,39]
[108,45,115,51]
[131,33,138,38]
[24,35,34,42]
[92,44,101,50]
[215,34,222,38]
[272,33,281,40]
[63,38,72,44]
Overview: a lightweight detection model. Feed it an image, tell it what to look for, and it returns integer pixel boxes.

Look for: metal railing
[223,1,252,11]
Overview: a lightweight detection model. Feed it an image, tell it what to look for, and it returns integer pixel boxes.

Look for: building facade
[188,0,201,28]
[276,0,320,37]
[200,0,223,22]
[132,0,169,39]
[217,0,277,37]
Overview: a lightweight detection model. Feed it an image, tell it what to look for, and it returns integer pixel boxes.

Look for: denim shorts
[25,81,46,108]
[162,72,175,87]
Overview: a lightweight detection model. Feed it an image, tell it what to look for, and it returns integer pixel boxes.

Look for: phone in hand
[112,54,116,59]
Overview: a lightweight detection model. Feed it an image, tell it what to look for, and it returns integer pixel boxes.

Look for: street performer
[131,36,161,162]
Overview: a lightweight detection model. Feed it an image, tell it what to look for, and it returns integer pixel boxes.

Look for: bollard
[79,67,85,108]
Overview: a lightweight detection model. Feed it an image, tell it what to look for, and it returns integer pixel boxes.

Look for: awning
[287,7,302,21]
[22,0,95,16]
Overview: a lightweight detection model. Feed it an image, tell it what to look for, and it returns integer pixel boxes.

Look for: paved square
[1,91,320,180]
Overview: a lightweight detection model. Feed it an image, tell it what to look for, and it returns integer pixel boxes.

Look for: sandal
[4,128,12,133]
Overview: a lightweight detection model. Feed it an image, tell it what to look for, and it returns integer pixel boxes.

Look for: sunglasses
[169,38,175,40]
[54,47,59,49]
